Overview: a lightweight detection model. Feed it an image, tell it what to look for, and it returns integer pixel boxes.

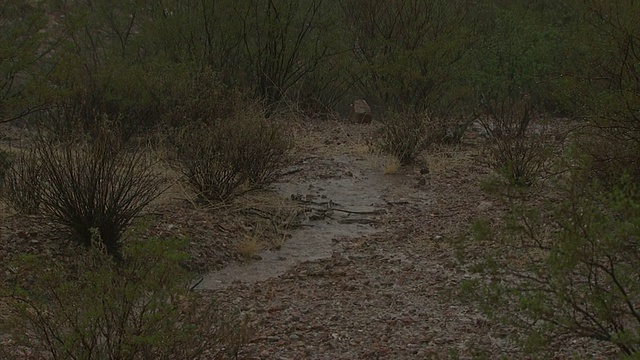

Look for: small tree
[339,0,478,124]
[237,0,335,111]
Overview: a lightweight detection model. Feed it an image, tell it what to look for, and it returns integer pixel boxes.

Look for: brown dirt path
[201,120,617,359]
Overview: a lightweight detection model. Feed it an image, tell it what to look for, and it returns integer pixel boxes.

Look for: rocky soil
[0,120,618,359]
[201,121,617,359]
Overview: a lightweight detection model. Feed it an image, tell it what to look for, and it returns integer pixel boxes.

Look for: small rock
[349,99,373,124]
[251,254,262,260]
[289,333,301,341]
[266,336,281,342]
[477,201,493,212]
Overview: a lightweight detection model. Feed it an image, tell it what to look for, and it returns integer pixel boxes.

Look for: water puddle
[196,153,426,290]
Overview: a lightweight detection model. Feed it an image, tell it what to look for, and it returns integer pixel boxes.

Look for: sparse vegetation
[34,120,165,260]
[3,150,42,215]
[235,233,263,260]
[461,177,640,356]
[376,112,431,165]
[382,158,401,175]
[172,108,291,203]
[1,235,250,360]
[1,0,639,357]
[457,1,640,357]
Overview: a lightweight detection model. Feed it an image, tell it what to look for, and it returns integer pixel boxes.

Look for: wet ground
[197,152,428,290]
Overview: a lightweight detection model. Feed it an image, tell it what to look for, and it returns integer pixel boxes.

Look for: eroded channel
[196,153,427,290]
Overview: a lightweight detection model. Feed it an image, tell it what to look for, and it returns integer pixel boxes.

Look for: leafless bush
[577,129,640,190]
[3,150,42,215]
[0,149,12,185]
[35,119,165,259]
[172,109,291,203]
[478,94,534,140]
[479,95,553,186]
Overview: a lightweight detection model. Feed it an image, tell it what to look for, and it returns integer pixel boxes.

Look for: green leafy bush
[34,120,165,259]
[461,179,640,356]
[173,108,291,203]
[1,235,250,359]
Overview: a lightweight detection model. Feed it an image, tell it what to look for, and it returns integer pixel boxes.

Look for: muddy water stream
[196,154,427,290]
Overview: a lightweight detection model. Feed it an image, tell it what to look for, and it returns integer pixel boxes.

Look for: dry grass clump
[229,191,302,247]
[375,112,430,165]
[235,233,263,259]
[382,158,401,175]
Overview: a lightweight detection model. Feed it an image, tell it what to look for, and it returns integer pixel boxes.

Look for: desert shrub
[1,235,250,359]
[34,119,165,259]
[375,111,432,165]
[0,148,13,188]
[563,0,640,190]
[478,95,555,187]
[42,59,175,142]
[0,1,51,123]
[161,67,246,130]
[339,0,478,116]
[575,129,640,191]
[430,115,475,145]
[460,178,640,356]
[3,150,42,214]
[173,109,291,203]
